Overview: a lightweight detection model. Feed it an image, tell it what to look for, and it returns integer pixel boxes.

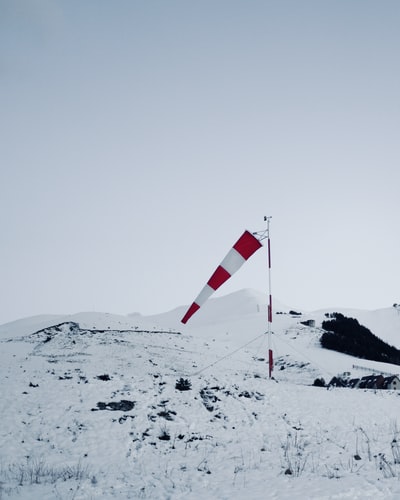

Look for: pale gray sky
[1,0,399,325]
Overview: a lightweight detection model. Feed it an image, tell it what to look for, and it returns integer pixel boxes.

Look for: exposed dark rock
[93,400,135,412]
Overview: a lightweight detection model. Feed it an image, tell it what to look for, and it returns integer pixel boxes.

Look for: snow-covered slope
[1,290,400,499]
[0,311,172,340]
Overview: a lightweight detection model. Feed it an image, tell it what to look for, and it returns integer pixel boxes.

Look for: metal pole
[264,216,273,378]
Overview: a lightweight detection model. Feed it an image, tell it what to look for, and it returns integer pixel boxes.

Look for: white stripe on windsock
[220,248,246,276]
[193,284,214,308]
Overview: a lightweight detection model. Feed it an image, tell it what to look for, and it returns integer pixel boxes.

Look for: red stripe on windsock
[181,302,200,324]
[233,230,262,260]
[208,265,231,290]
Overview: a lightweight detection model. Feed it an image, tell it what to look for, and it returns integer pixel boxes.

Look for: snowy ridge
[0,311,174,340]
[1,290,400,499]
[147,288,290,329]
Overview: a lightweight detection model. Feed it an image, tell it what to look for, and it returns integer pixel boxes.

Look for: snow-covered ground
[1,289,400,499]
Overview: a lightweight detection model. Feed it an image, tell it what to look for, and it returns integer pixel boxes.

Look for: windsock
[181,230,263,324]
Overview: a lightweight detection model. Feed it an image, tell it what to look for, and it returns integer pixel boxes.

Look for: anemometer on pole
[181,216,274,379]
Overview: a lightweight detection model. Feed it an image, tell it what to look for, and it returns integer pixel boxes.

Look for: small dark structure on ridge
[327,374,400,390]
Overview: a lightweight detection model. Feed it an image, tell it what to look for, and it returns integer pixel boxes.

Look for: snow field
[2,290,400,498]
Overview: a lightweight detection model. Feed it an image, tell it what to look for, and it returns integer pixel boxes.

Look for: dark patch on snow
[157,410,177,421]
[200,388,220,412]
[175,377,192,391]
[158,430,170,441]
[238,390,264,400]
[92,400,135,412]
[117,415,135,424]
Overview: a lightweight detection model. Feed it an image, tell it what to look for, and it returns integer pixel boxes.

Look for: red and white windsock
[181,230,263,324]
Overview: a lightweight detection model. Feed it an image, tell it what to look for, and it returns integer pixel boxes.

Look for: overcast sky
[1,0,399,325]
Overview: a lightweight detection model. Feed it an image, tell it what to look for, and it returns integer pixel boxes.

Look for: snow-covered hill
[1,289,400,499]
